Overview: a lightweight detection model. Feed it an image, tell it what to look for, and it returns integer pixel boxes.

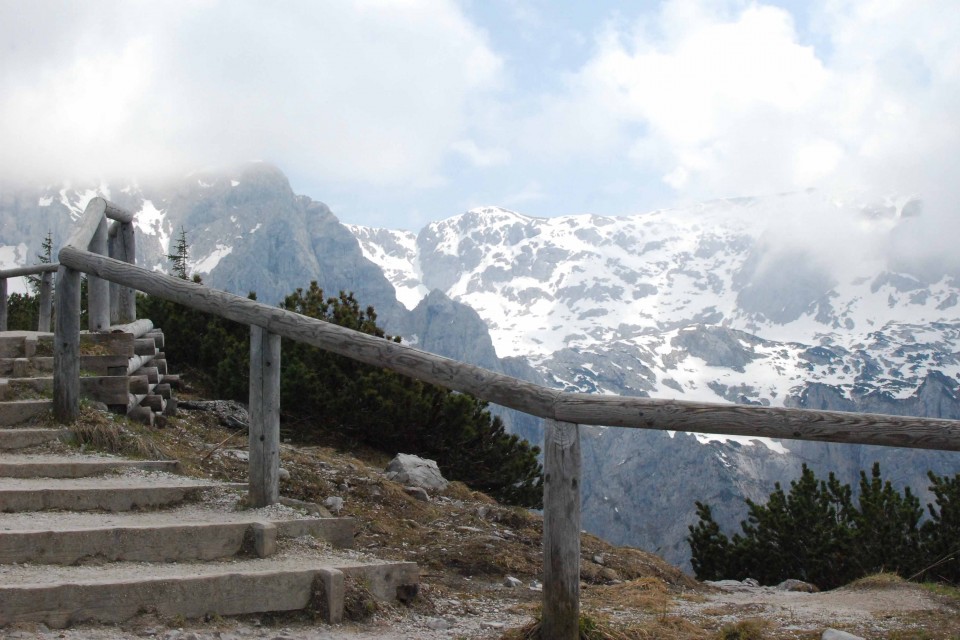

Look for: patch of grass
[501,611,710,640]
[847,572,907,589]
[716,618,769,640]
[68,408,171,460]
[342,576,379,622]
[502,612,632,640]
[919,581,960,600]
[584,577,671,613]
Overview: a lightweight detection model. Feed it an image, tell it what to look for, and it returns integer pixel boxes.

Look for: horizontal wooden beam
[110,319,154,338]
[59,246,960,452]
[103,200,134,223]
[0,263,59,279]
[554,394,960,452]
[59,246,559,418]
[62,198,134,254]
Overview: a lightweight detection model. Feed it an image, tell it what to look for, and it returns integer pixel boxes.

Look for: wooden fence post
[542,418,582,640]
[249,325,281,507]
[37,271,53,332]
[109,220,137,324]
[87,217,110,331]
[53,265,81,422]
[0,278,7,331]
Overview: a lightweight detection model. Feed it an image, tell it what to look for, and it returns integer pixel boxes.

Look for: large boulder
[385,454,449,491]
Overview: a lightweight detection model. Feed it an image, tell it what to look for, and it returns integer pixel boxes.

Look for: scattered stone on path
[425,617,453,630]
[823,629,865,640]
[404,486,430,502]
[778,578,819,592]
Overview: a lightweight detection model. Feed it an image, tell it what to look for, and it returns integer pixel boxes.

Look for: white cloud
[504,180,547,205]
[520,0,960,220]
[451,139,510,167]
[0,0,502,187]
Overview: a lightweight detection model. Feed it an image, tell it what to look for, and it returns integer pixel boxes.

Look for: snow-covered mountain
[350,194,960,409]
[351,194,960,566]
[5,166,960,569]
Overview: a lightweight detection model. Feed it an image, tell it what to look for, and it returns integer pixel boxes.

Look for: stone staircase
[0,333,419,630]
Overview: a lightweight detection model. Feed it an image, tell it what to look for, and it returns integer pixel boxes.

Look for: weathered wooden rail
[53,197,960,639]
[0,263,58,332]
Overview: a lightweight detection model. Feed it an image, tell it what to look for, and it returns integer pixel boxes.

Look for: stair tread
[0,548,412,586]
[0,453,167,464]
[0,497,344,531]
[0,471,225,490]
[0,456,180,479]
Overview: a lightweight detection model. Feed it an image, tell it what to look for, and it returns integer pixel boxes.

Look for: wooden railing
[52,197,960,639]
[0,263,58,332]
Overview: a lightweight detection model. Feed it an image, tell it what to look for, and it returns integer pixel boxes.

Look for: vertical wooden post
[108,223,121,324]
[37,271,53,332]
[249,325,281,507]
[107,220,137,323]
[0,277,7,331]
[542,419,582,640]
[87,217,110,331]
[53,265,81,422]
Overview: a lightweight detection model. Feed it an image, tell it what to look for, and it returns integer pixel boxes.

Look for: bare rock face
[385,454,449,492]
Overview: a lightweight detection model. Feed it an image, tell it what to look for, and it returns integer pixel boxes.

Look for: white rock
[504,576,523,588]
[323,496,344,514]
[823,630,864,640]
[385,453,449,491]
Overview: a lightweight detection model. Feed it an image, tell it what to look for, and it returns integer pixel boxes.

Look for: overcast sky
[1,0,958,230]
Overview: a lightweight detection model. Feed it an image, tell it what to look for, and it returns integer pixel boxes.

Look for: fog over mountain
[3,163,959,568]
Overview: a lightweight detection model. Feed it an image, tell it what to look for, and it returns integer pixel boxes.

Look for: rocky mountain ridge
[4,164,959,569]
[350,193,960,566]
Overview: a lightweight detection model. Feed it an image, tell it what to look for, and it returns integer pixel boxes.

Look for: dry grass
[68,409,172,460]
[716,618,771,640]
[847,572,908,590]
[583,577,672,613]
[501,611,710,640]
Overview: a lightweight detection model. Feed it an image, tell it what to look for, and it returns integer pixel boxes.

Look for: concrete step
[0,455,180,478]
[1,375,131,406]
[0,334,35,359]
[0,515,354,564]
[0,428,69,450]
[0,355,131,377]
[0,356,50,376]
[0,399,51,425]
[0,475,236,512]
[1,375,51,399]
[0,555,418,628]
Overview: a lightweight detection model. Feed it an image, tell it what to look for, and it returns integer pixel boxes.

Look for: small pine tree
[688,501,733,580]
[853,462,922,577]
[27,231,54,294]
[167,227,190,279]
[920,471,960,583]
[688,463,942,589]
